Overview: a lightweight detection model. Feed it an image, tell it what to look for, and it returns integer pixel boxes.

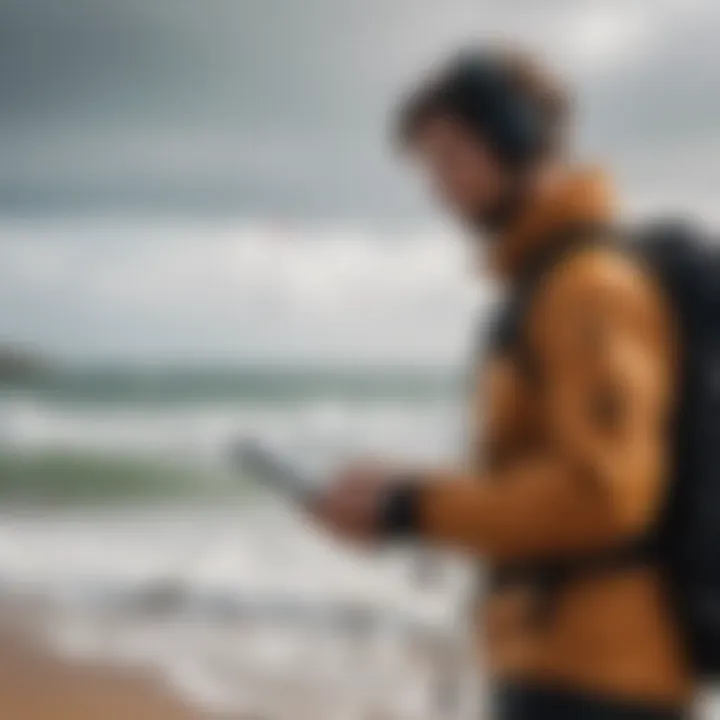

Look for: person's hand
[310,461,393,545]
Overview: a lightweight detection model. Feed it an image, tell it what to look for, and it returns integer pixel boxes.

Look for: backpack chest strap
[490,534,660,626]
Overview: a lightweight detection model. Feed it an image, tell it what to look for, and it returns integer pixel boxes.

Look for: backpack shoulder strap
[486,221,616,373]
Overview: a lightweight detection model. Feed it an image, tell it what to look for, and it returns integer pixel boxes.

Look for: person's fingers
[313,483,377,540]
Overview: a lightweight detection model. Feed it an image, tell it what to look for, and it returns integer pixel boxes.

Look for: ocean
[0,366,481,718]
[0,366,467,501]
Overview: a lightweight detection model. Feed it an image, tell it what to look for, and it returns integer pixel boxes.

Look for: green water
[1,366,460,405]
[0,451,241,505]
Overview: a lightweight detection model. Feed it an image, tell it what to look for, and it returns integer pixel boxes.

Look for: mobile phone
[233,438,318,506]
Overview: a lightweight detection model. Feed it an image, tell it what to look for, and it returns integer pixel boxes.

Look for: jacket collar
[492,167,615,280]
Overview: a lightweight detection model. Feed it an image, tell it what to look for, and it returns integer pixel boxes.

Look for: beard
[468,170,531,237]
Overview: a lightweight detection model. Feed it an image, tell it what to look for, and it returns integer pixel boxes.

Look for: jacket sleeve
[415,248,679,563]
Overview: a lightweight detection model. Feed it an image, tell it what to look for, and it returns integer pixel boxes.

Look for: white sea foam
[0,392,466,475]
[0,504,477,718]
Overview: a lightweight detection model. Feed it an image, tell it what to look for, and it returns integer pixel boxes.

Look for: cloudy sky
[1,0,719,364]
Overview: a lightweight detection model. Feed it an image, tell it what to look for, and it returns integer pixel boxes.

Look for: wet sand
[0,617,211,720]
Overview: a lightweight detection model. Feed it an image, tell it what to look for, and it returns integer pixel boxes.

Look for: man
[312,48,693,719]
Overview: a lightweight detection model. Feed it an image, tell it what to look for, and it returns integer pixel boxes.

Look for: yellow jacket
[417,169,692,707]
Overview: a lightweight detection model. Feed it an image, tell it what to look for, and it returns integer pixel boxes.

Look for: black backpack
[486,220,720,679]
[640,221,720,678]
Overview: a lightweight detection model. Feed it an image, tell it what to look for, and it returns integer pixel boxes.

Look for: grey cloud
[0,0,718,219]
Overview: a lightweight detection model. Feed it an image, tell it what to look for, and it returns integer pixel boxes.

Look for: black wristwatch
[376,478,424,539]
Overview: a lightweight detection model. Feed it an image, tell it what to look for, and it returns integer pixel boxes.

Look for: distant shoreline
[0,345,51,382]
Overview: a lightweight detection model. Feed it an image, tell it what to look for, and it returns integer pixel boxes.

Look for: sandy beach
[0,607,212,720]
